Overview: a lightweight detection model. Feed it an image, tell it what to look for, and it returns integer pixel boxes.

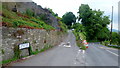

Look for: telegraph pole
[110,6,113,45]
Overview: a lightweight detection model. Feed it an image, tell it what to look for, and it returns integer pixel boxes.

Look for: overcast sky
[32,0,119,30]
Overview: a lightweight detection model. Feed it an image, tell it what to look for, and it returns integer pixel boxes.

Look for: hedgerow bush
[58,21,67,32]
[101,41,110,46]
[73,29,87,50]
[25,9,35,17]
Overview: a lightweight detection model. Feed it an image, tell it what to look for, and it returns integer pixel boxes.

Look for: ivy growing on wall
[13,45,21,59]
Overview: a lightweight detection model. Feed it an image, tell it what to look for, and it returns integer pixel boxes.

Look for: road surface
[11,30,118,66]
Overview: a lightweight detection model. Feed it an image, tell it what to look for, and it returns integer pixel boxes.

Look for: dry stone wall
[1,27,67,61]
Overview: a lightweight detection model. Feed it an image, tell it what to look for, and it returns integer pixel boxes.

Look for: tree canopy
[62,12,76,29]
[78,4,110,41]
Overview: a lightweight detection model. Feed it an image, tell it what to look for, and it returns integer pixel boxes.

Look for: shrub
[103,41,110,46]
[30,19,55,30]
[38,14,48,21]
[29,46,33,55]
[25,9,35,17]
[13,45,21,59]
[2,8,17,19]
[58,21,67,33]
[76,40,87,50]
[73,29,87,50]
[12,20,39,28]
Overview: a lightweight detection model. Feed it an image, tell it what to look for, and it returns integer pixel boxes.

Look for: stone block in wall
[2,48,14,61]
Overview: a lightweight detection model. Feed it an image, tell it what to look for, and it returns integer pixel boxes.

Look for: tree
[62,12,76,28]
[78,4,110,41]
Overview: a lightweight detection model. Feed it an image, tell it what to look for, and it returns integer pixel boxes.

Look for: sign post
[19,43,30,50]
[19,43,30,56]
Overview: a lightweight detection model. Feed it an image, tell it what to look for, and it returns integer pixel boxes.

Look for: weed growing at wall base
[30,44,53,55]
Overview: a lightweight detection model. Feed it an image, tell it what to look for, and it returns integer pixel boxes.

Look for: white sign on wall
[19,43,30,49]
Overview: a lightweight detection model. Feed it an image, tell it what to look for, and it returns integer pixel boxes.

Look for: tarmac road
[11,30,119,66]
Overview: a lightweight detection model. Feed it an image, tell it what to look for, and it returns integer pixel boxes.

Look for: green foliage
[29,44,53,55]
[48,8,58,17]
[76,40,87,50]
[37,14,48,21]
[81,45,87,50]
[13,45,21,59]
[111,32,120,45]
[40,44,53,52]
[72,23,87,50]
[96,28,110,41]
[73,28,87,50]
[101,32,120,49]
[79,32,86,40]
[72,23,85,32]
[2,7,55,30]
[2,57,17,64]
[2,8,18,19]
[12,20,39,27]
[102,41,110,46]
[25,9,35,17]
[73,30,86,41]
[72,23,86,41]
[108,45,120,49]
[78,4,110,41]
[1,49,5,54]
[58,21,68,32]
[56,16,68,32]
[62,12,76,28]
[3,12,55,30]
[31,19,55,30]
[10,44,53,59]
[30,47,39,55]
[29,46,33,55]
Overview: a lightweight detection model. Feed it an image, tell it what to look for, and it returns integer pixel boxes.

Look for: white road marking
[74,50,80,65]
[106,50,119,56]
[74,49,86,65]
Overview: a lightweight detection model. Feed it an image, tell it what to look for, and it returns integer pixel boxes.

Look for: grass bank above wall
[2,8,55,30]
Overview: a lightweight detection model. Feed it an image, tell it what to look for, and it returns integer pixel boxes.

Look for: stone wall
[1,27,67,61]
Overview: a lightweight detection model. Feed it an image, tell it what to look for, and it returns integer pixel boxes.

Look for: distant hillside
[1,2,67,31]
[109,29,119,33]
[112,29,118,32]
